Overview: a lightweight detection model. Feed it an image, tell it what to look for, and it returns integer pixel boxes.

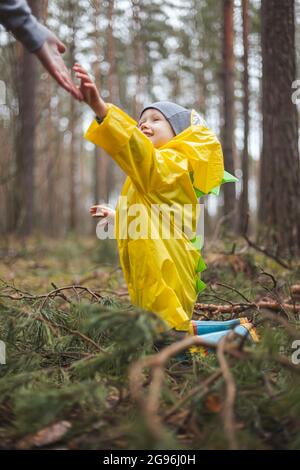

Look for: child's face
[138,109,175,148]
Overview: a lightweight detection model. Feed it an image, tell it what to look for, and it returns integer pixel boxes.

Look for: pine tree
[259,0,300,258]
[237,0,250,235]
[221,0,236,224]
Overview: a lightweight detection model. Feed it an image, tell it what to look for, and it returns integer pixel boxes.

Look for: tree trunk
[222,0,236,224]
[259,0,300,258]
[12,0,41,235]
[107,0,119,106]
[131,0,146,117]
[68,3,78,231]
[92,0,110,205]
[106,0,120,201]
[69,71,77,231]
[42,0,56,235]
[238,0,250,235]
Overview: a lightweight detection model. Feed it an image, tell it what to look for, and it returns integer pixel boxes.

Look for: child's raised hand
[73,63,107,118]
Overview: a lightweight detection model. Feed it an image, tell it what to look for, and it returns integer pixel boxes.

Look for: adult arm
[0,0,82,99]
[0,0,49,52]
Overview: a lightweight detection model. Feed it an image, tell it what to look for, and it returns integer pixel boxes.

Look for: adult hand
[35,32,83,100]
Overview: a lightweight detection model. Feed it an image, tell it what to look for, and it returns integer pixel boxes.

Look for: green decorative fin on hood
[190,234,203,251]
[222,170,239,183]
[191,170,238,296]
[193,170,238,198]
[196,256,207,273]
[196,278,206,294]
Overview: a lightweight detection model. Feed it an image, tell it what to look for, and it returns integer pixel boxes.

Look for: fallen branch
[194,300,300,314]
[242,233,292,270]
[129,334,244,445]
[217,332,238,450]
[215,282,251,303]
[291,284,300,296]
[39,285,103,310]
[257,309,300,339]
[57,323,103,353]
[0,282,104,308]
[164,369,222,420]
[12,306,61,337]
[0,290,104,353]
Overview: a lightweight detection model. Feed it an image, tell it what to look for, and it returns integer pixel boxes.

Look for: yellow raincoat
[85,103,231,333]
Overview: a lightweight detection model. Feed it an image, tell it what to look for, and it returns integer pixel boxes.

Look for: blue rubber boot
[176,323,259,362]
[190,318,246,335]
[233,324,259,342]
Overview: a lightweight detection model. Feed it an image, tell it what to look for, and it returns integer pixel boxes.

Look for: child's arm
[76,63,224,195]
[73,63,107,119]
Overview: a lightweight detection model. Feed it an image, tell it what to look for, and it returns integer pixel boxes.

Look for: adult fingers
[56,70,82,100]
[50,62,83,99]
[56,39,66,54]
[49,52,82,98]
[50,67,72,92]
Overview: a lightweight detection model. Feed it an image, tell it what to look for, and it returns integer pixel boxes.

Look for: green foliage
[0,237,300,449]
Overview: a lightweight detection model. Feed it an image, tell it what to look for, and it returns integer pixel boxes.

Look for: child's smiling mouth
[142,131,154,137]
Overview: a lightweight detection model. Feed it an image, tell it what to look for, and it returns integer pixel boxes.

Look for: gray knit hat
[139,101,192,136]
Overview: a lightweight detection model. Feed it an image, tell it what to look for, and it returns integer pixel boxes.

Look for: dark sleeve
[0,0,49,52]
[95,115,105,125]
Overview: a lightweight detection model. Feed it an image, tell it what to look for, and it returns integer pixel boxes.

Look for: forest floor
[0,234,300,450]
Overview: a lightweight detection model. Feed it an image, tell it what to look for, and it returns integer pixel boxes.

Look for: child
[74,63,257,345]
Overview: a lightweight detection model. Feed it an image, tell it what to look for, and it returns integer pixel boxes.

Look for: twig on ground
[194,300,300,315]
[215,282,251,303]
[256,309,300,339]
[129,334,245,445]
[242,233,291,270]
[164,369,222,419]
[217,332,238,450]
[0,282,104,307]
